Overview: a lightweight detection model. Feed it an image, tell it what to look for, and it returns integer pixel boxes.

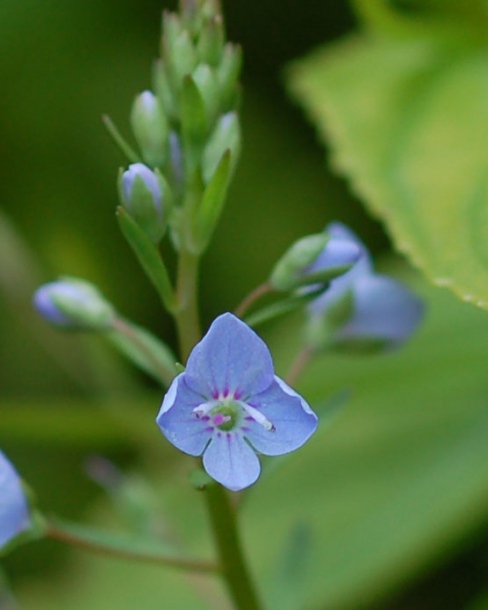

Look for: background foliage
[1,1,488,609]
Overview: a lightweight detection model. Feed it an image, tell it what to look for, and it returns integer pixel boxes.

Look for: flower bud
[130,91,168,167]
[165,26,198,89]
[202,111,241,183]
[307,223,424,353]
[196,15,225,66]
[120,163,170,244]
[192,63,220,127]
[270,230,361,292]
[33,278,115,331]
[216,43,242,111]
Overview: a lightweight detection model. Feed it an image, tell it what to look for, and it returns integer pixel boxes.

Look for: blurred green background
[2,1,488,609]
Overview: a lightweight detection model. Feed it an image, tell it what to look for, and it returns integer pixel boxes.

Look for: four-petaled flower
[0,449,30,549]
[308,222,424,351]
[156,313,318,491]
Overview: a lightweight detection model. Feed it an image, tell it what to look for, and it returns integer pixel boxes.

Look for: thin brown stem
[285,347,314,387]
[234,281,273,319]
[46,522,218,574]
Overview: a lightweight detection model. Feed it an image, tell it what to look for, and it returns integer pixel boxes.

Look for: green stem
[204,484,264,610]
[174,248,202,361]
[46,522,218,574]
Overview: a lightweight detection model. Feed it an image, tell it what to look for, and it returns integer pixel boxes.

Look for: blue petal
[310,237,361,273]
[337,275,424,344]
[0,450,30,548]
[203,433,261,491]
[33,283,76,326]
[309,224,373,318]
[184,313,274,399]
[156,374,212,456]
[243,377,318,456]
[123,163,162,210]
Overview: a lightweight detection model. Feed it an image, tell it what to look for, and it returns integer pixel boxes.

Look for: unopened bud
[120,163,170,244]
[202,111,241,183]
[192,63,220,127]
[130,91,168,167]
[196,15,225,66]
[307,223,425,353]
[270,231,361,292]
[216,43,242,111]
[33,278,115,331]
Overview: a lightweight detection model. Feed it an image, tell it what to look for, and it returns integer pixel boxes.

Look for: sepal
[244,285,327,328]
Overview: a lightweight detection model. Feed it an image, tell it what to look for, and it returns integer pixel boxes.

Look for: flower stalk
[204,483,264,610]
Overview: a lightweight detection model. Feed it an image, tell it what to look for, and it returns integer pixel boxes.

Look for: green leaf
[102,115,140,163]
[0,400,155,448]
[107,317,178,386]
[288,17,488,311]
[116,207,177,313]
[244,285,325,328]
[191,150,231,253]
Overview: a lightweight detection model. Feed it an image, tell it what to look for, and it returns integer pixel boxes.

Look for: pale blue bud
[33,278,114,331]
[121,163,169,244]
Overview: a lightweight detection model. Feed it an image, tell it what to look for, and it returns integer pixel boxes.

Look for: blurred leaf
[107,318,178,386]
[267,523,313,610]
[242,270,488,609]
[288,8,488,311]
[0,399,158,448]
[468,594,488,610]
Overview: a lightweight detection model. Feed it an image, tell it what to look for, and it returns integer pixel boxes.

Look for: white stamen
[192,401,218,418]
[240,403,275,431]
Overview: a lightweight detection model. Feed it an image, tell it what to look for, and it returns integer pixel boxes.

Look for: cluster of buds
[118,0,241,252]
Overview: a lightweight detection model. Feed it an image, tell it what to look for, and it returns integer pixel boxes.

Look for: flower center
[193,398,275,433]
[210,403,240,431]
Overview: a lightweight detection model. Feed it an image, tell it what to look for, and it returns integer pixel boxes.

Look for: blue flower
[308,223,424,351]
[156,313,318,491]
[0,450,30,549]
